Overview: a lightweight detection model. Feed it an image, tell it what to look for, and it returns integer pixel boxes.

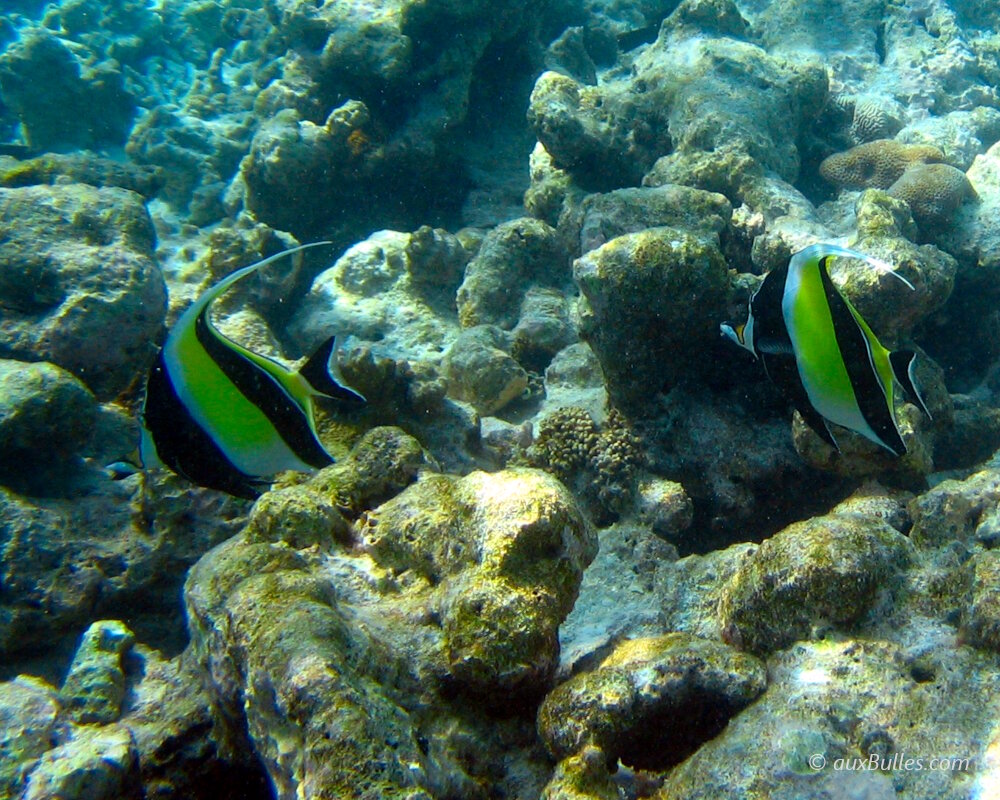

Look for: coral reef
[5,0,1000,795]
[0,30,135,150]
[183,431,596,798]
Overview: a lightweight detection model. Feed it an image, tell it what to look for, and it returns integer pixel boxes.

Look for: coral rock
[20,723,140,800]
[960,550,1000,652]
[0,359,96,487]
[718,510,913,655]
[0,184,165,399]
[59,620,135,725]
[537,633,766,769]
[573,227,728,410]
[444,326,528,415]
[457,217,567,330]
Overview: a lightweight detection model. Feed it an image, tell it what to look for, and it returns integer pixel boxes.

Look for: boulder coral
[887,162,977,234]
[818,139,945,190]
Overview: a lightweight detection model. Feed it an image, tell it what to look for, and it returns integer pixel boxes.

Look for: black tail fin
[890,350,932,419]
[299,336,367,406]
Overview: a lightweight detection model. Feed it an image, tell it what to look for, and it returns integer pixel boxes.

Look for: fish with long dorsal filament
[720,243,931,456]
[135,242,366,498]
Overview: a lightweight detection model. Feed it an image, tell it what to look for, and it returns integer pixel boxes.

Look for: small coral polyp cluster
[522,407,642,521]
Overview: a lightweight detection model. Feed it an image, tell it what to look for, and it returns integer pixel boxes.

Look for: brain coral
[819,140,945,189]
[887,162,977,233]
[850,96,902,143]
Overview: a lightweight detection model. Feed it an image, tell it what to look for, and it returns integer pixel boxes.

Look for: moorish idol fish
[720,243,931,456]
[137,242,365,499]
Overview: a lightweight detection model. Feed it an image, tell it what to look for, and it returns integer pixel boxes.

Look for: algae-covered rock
[0,184,165,399]
[185,461,594,798]
[291,228,462,367]
[0,152,163,197]
[20,723,140,800]
[511,287,577,373]
[540,746,620,800]
[368,468,596,696]
[655,637,1000,799]
[960,550,1000,653]
[456,217,568,330]
[718,511,914,655]
[444,325,529,415]
[574,227,728,410]
[59,620,135,725]
[0,474,247,661]
[528,0,824,192]
[572,184,732,256]
[538,633,766,769]
[0,676,62,799]
[636,478,694,540]
[0,359,96,486]
[908,468,1000,549]
[305,426,427,519]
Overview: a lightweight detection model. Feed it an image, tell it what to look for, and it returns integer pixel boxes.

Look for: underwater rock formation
[718,504,914,655]
[184,430,596,798]
[574,226,728,411]
[0,184,164,399]
[0,359,96,487]
[0,29,135,150]
[2,628,265,800]
[457,217,568,330]
[444,325,528,415]
[538,633,766,770]
[528,0,825,194]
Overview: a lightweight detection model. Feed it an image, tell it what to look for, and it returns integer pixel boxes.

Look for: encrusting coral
[819,139,945,190]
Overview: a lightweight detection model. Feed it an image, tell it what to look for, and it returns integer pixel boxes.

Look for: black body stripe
[750,264,791,352]
[818,257,905,455]
[194,311,333,470]
[143,351,263,499]
[762,353,840,451]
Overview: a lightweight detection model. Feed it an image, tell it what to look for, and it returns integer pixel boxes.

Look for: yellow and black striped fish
[139,243,365,498]
[721,243,931,455]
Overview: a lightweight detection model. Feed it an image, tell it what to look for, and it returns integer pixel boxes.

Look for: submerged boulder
[185,434,596,798]
[0,184,164,399]
[573,226,728,410]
